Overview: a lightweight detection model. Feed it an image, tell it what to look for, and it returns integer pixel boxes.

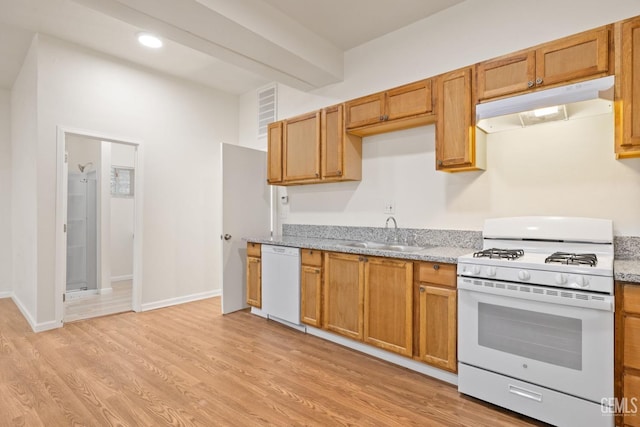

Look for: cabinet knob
[437,160,443,167]
[527,81,534,88]
[379,115,385,121]
[419,286,426,293]
[535,77,543,85]
[315,173,319,177]
[337,170,342,176]
[433,264,440,270]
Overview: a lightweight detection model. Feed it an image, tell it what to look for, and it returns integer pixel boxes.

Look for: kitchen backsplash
[283,225,640,259]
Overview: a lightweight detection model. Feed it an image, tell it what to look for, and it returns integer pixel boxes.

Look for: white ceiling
[0,0,464,94]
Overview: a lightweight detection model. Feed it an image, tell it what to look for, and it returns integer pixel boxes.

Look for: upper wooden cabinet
[435,67,486,172]
[267,105,362,186]
[615,16,640,158]
[283,111,321,182]
[345,79,435,136]
[363,257,413,357]
[477,26,612,102]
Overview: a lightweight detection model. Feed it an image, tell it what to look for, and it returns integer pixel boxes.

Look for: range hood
[476,75,614,133]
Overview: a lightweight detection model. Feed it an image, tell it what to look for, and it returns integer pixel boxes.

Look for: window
[111,166,135,197]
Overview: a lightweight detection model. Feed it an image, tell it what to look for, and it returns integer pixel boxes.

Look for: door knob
[221,234,232,240]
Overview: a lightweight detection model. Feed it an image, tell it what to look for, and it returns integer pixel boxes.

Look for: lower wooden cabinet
[414,261,457,373]
[323,252,364,340]
[246,255,261,308]
[300,249,323,327]
[616,282,640,426]
[363,257,413,356]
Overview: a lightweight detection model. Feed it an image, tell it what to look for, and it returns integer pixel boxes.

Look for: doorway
[55,127,143,324]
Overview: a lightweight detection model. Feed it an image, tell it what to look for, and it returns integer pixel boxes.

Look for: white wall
[110,142,135,280]
[239,0,640,236]
[29,35,238,325]
[0,89,11,295]
[10,36,38,319]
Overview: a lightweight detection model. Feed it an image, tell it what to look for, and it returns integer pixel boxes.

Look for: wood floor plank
[0,297,549,426]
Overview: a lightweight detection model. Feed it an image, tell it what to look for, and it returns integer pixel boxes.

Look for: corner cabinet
[267,105,362,186]
[435,67,485,172]
[615,16,640,158]
[345,79,436,136]
[246,242,262,308]
[414,261,457,372]
[476,26,612,102]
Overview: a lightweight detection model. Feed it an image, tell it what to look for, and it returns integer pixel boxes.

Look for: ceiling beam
[73,0,344,91]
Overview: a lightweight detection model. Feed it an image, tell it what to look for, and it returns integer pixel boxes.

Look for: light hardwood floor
[0,297,548,426]
[64,280,132,322]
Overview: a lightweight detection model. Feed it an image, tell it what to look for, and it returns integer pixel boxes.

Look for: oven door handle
[508,384,542,402]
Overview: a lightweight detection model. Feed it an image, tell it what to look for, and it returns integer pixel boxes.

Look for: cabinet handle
[527,81,534,88]
[419,286,426,293]
[433,264,440,271]
[384,115,389,121]
[535,77,543,85]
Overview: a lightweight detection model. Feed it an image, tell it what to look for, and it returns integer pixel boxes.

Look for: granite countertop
[245,235,475,264]
[245,235,640,284]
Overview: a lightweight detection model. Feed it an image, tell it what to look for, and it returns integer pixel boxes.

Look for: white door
[221,144,271,314]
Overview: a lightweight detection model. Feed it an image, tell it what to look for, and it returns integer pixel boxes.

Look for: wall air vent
[257,84,277,139]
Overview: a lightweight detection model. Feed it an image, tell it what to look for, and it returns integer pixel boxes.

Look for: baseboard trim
[98,287,113,295]
[0,291,13,299]
[141,289,221,312]
[11,294,62,333]
[305,326,458,386]
[111,274,133,282]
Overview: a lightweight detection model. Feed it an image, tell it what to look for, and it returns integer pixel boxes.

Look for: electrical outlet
[383,200,395,214]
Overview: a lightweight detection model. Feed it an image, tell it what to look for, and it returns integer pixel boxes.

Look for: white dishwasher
[261,245,301,326]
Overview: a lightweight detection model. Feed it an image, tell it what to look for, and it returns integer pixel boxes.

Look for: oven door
[458,278,614,403]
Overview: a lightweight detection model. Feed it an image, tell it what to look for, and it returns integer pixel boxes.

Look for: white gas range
[457,217,615,427]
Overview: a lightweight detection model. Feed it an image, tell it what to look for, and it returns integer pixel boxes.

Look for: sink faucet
[385,216,399,244]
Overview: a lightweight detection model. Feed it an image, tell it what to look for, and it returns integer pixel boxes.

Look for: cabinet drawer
[416,262,456,287]
[301,249,322,266]
[247,242,261,257]
[625,285,640,315]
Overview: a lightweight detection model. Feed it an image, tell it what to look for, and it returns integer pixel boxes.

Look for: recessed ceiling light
[137,32,163,49]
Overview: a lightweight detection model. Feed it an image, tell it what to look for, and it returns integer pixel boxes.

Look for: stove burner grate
[473,248,524,260]
[545,252,598,267]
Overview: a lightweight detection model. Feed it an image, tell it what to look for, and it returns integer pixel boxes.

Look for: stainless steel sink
[338,241,425,252]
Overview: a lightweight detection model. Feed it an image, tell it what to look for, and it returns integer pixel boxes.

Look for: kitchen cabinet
[345,79,435,137]
[321,104,362,182]
[246,243,262,308]
[363,257,413,356]
[323,252,364,340]
[435,67,486,172]
[266,105,362,186]
[615,282,640,426]
[615,16,640,158]
[300,249,322,327]
[476,26,612,102]
[267,121,283,184]
[283,111,321,182]
[414,261,457,372]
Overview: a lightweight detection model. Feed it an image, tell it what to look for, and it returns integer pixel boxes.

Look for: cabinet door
[322,104,344,179]
[246,256,261,308]
[363,257,413,356]
[476,50,536,101]
[345,92,385,129]
[536,27,610,87]
[267,121,283,184]
[617,17,640,157]
[386,79,433,121]
[323,252,364,340]
[301,265,322,327]
[436,67,474,170]
[624,374,640,426]
[418,285,456,372]
[283,111,321,181]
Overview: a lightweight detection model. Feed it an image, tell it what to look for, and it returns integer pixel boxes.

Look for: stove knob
[555,273,567,285]
[486,266,497,277]
[573,276,590,288]
[518,270,531,281]
[469,265,481,275]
